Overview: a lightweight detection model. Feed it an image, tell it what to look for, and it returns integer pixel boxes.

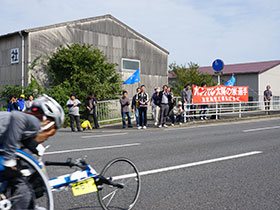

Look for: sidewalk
[59,112,280,133]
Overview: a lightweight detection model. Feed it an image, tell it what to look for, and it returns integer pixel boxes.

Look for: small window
[122,58,140,71]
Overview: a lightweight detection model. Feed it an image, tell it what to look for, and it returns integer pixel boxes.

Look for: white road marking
[81,133,128,138]
[165,117,280,132]
[243,126,280,132]
[112,151,263,180]
[44,143,140,155]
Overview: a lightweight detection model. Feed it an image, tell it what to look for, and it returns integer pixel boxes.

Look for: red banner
[193,85,248,103]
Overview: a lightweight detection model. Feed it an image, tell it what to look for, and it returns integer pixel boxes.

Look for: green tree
[0,85,22,103]
[169,62,216,95]
[47,44,122,102]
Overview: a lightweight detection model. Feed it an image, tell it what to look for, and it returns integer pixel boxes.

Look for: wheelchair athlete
[0,94,64,210]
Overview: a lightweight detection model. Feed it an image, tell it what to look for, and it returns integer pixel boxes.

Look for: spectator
[25,95,34,111]
[120,91,132,128]
[150,87,161,126]
[199,82,208,120]
[7,96,19,112]
[169,101,184,126]
[181,84,193,122]
[158,85,172,128]
[85,92,99,129]
[264,85,272,115]
[17,94,25,111]
[136,85,149,129]
[67,94,82,132]
[167,86,175,116]
[81,120,92,131]
[131,87,141,127]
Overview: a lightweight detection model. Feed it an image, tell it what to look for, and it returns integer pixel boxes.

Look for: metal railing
[96,97,280,123]
[180,99,280,122]
[96,99,123,123]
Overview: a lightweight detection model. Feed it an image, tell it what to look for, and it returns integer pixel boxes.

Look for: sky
[1,0,279,67]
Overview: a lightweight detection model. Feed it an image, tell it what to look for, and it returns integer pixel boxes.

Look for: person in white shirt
[66,94,82,132]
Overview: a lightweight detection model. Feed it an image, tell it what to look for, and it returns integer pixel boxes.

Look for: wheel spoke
[102,188,118,201]
[104,190,117,207]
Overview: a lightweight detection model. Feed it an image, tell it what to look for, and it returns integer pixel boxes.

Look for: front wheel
[0,150,54,210]
[97,158,141,210]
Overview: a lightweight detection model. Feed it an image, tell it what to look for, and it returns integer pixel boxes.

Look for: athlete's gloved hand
[22,138,45,156]
[3,166,22,180]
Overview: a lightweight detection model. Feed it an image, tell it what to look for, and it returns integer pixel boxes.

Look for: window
[122,58,140,71]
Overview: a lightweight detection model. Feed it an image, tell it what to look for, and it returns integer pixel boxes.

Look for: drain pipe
[19,31,25,91]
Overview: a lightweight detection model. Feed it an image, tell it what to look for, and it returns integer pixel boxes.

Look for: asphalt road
[42,117,280,210]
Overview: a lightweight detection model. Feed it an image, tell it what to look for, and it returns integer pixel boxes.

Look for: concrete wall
[259,64,280,97]
[27,17,168,98]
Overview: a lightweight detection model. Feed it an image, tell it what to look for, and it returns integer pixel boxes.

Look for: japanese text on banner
[193,85,248,103]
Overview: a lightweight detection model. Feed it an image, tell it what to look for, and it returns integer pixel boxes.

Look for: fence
[96,96,280,123]
[1,97,279,123]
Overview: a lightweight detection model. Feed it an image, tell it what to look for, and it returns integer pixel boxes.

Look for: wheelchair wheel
[97,158,141,210]
[0,150,54,210]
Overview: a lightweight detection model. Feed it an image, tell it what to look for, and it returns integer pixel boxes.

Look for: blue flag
[224,76,236,86]
[123,69,140,84]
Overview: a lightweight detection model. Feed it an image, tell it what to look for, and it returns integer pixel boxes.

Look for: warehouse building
[0,14,169,97]
[198,60,280,101]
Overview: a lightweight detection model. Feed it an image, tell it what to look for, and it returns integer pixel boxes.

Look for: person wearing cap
[17,94,25,111]
[66,94,82,132]
[0,94,64,210]
[169,101,184,126]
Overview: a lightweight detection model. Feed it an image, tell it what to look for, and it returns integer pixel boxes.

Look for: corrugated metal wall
[0,34,25,88]
[28,17,168,97]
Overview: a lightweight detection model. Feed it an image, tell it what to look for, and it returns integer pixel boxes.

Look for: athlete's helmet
[31,94,65,128]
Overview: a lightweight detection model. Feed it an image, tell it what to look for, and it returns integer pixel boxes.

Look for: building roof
[0,14,169,54]
[198,60,280,75]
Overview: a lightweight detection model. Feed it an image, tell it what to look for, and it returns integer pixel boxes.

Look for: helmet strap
[39,121,55,133]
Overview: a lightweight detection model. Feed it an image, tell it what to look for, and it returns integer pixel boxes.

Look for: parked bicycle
[0,148,141,210]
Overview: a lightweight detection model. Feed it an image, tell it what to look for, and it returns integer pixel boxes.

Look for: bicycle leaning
[0,148,141,210]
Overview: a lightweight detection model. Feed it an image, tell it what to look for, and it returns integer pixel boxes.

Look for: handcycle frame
[0,148,140,210]
[46,157,125,192]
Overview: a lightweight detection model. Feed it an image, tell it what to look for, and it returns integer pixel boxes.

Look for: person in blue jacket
[17,94,25,111]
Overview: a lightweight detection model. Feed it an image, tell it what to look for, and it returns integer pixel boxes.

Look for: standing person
[167,86,175,116]
[85,92,99,129]
[7,96,19,112]
[25,95,34,111]
[136,85,149,129]
[150,87,161,126]
[150,87,157,120]
[131,87,141,127]
[181,84,193,122]
[67,94,82,132]
[199,82,208,120]
[120,91,132,128]
[158,85,171,128]
[17,94,25,111]
[264,85,272,115]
